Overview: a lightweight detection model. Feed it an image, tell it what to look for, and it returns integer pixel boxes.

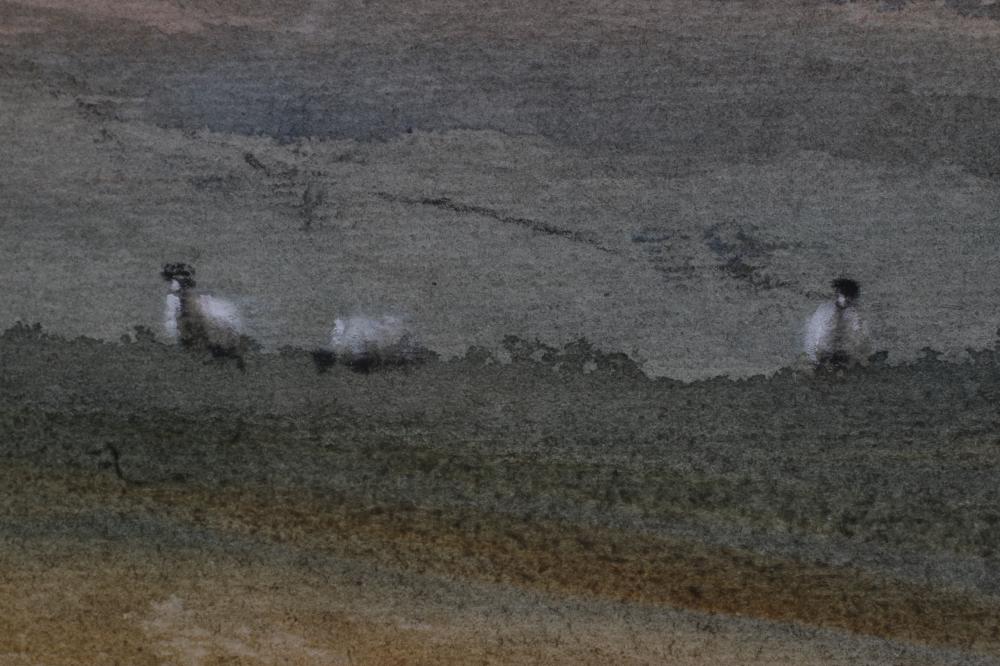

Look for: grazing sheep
[804,277,871,368]
[161,262,247,369]
[314,315,420,373]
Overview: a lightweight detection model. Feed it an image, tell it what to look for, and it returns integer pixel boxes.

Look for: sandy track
[2,465,996,665]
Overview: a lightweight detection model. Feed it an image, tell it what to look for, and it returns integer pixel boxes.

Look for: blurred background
[3,0,1000,379]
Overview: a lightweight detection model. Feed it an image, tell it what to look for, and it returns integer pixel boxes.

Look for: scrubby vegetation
[4,321,1000,564]
[5,322,1000,654]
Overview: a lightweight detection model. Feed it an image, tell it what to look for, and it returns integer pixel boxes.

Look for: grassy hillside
[2,323,1000,662]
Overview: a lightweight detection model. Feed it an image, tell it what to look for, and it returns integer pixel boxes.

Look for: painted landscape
[2,1,1000,663]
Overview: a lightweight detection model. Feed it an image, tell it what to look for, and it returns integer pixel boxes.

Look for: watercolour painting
[2,1,1000,663]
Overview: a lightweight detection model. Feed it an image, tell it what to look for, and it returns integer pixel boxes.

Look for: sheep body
[330,315,408,354]
[162,263,247,368]
[804,281,870,367]
[320,315,421,372]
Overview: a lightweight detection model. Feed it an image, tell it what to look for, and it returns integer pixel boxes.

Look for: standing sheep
[804,277,871,368]
[161,262,248,369]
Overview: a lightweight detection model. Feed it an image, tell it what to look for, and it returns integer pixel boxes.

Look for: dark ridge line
[376,192,614,253]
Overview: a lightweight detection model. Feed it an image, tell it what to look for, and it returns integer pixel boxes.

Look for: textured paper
[2,1,999,663]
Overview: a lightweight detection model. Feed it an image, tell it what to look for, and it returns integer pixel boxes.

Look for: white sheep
[161,262,247,368]
[804,277,871,368]
[322,315,419,372]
